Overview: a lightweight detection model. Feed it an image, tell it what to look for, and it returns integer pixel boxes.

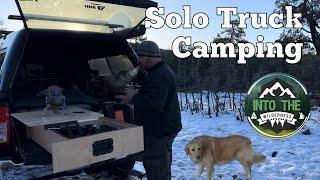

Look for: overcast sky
[0,0,284,49]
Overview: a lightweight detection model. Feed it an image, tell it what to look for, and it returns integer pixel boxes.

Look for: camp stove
[41,85,66,116]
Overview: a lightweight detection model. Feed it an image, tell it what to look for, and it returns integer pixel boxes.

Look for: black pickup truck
[0,0,157,177]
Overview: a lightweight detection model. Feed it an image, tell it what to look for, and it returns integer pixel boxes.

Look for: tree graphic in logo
[245,73,310,138]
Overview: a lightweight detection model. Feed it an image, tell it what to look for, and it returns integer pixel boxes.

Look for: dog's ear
[207,140,216,158]
[184,144,190,156]
[195,139,205,157]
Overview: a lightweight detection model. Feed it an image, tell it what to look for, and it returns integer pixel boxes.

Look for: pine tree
[275,0,320,56]
[220,19,246,43]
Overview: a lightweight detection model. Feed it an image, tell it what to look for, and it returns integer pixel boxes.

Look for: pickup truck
[0,0,157,177]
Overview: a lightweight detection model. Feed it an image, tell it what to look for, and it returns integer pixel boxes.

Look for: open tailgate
[15,0,157,35]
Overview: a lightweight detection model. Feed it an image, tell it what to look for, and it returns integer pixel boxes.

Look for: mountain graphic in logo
[259,82,296,99]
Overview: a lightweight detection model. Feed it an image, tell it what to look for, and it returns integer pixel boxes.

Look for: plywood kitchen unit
[11,107,144,173]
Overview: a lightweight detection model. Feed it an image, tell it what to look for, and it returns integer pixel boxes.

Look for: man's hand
[122,88,138,103]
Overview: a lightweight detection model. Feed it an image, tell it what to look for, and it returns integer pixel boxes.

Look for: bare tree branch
[306,0,312,7]
[302,27,312,33]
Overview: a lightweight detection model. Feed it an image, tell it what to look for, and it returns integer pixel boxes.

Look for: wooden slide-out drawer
[11,107,144,173]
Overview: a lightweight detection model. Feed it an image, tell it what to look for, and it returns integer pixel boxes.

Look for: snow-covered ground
[134,109,320,180]
[1,107,320,179]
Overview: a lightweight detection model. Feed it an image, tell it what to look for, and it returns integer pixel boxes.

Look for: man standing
[123,41,182,180]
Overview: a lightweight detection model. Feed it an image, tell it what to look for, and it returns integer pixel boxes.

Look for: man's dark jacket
[131,61,182,137]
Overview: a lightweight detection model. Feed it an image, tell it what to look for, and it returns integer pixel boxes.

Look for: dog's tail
[248,142,266,164]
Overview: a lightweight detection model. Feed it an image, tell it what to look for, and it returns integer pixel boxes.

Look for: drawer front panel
[51,126,143,173]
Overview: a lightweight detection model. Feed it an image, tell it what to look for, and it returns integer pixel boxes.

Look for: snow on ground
[1,107,320,179]
[135,109,320,180]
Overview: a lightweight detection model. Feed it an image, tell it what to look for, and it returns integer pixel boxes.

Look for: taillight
[0,106,10,144]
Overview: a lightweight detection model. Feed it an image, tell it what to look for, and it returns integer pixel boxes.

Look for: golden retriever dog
[185,135,266,180]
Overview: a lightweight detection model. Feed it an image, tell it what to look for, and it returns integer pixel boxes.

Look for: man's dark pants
[142,134,176,180]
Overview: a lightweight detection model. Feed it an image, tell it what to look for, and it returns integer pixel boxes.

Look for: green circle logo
[245,73,310,138]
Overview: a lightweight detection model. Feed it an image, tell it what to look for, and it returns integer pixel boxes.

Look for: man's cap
[136,41,161,57]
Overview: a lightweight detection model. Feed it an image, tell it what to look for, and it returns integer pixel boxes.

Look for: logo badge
[84,1,105,11]
[245,73,310,138]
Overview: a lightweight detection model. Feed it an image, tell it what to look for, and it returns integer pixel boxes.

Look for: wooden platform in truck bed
[11,107,104,127]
